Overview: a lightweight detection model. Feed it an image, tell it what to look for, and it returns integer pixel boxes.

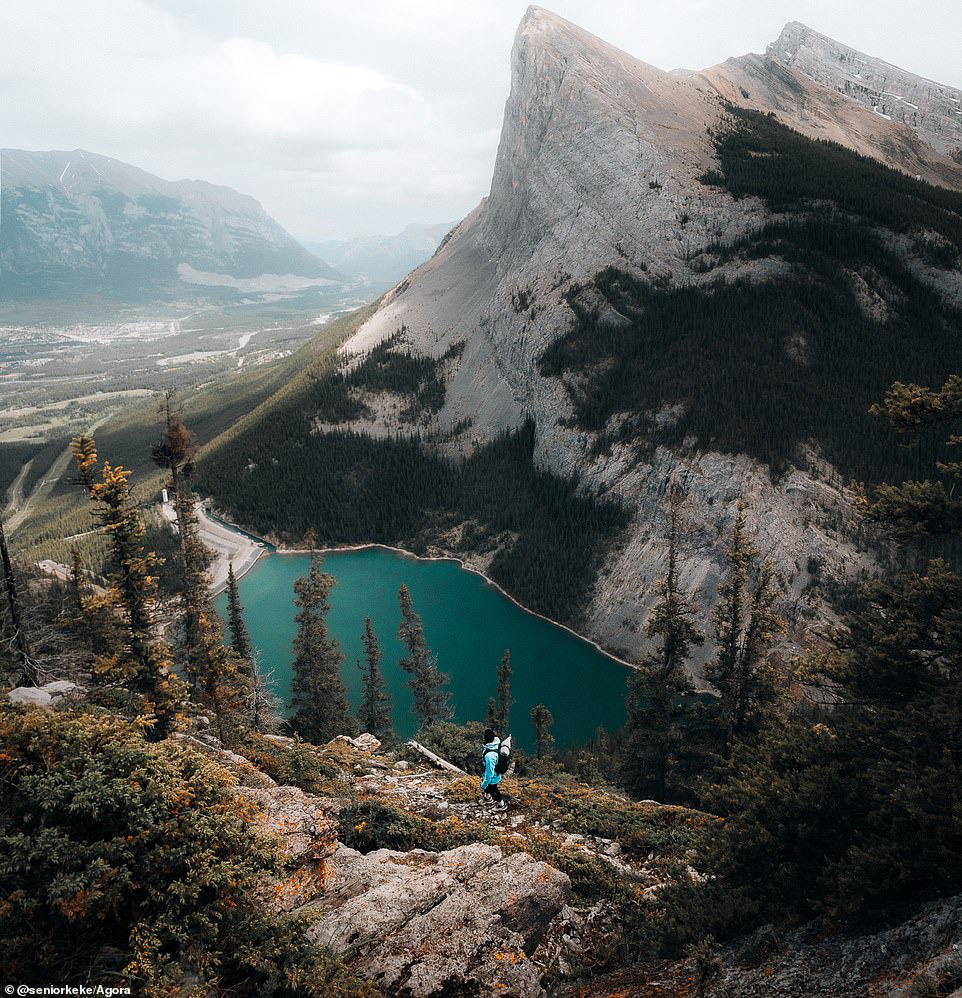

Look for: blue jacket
[481,740,502,789]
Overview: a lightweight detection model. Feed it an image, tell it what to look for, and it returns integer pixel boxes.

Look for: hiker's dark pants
[483,783,502,804]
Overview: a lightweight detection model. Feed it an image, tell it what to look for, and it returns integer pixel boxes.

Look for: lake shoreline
[272,540,640,673]
[202,504,640,673]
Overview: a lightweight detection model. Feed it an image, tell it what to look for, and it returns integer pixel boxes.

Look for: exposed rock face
[337,7,945,677]
[683,892,962,998]
[768,22,962,163]
[0,148,339,301]
[332,732,382,753]
[302,843,570,997]
[701,47,962,189]
[243,784,339,866]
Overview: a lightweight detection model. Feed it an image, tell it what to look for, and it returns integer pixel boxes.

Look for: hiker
[479,727,508,812]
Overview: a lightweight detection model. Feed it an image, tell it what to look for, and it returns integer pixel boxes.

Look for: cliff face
[768,21,962,162]
[700,49,962,189]
[323,7,962,676]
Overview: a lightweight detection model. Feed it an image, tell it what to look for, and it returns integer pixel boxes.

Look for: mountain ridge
[768,20,962,159]
[305,222,454,291]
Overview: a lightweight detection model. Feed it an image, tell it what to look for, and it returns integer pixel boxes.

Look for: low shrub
[0,707,374,996]
[235,731,341,791]
[338,800,496,854]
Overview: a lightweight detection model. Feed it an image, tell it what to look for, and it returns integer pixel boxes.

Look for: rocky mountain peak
[482,4,716,269]
[324,5,962,681]
[764,21,962,161]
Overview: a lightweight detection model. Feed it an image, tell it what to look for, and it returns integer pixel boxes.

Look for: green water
[215,547,629,750]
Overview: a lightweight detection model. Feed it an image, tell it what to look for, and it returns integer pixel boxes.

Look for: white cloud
[2,0,960,240]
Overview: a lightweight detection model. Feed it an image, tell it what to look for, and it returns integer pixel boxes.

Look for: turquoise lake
[215,547,629,750]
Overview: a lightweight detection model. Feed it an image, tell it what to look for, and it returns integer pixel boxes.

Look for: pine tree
[397,583,452,729]
[486,697,497,730]
[225,563,253,668]
[704,501,783,755]
[495,648,513,734]
[68,547,85,614]
[704,374,962,925]
[0,515,35,686]
[289,554,355,742]
[62,544,123,663]
[152,397,248,744]
[357,616,392,741]
[71,435,185,739]
[859,374,962,535]
[624,482,703,800]
[530,703,555,760]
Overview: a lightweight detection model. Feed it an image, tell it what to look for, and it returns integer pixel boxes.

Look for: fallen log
[406,739,467,775]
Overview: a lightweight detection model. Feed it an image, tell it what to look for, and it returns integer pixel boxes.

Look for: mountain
[768,21,962,161]
[699,26,962,185]
[0,148,342,302]
[306,222,455,291]
[197,7,962,678]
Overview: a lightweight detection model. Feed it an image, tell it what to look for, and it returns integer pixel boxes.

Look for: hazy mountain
[0,148,342,302]
[199,7,962,677]
[305,222,455,291]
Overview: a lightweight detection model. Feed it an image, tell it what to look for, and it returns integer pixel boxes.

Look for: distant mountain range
[0,149,341,302]
[306,222,455,291]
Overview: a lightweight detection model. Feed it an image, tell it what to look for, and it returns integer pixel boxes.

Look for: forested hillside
[540,108,962,481]
[197,410,627,624]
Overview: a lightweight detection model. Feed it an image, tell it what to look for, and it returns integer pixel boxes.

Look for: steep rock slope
[332,8,962,674]
[770,21,962,161]
[1,148,340,301]
[700,24,962,187]
[200,8,962,678]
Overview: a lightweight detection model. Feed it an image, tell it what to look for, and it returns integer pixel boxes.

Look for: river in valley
[215,546,630,750]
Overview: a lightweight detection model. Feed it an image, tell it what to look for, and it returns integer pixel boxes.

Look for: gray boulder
[7,680,87,708]
[8,686,52,708]
[332,733,382,753]
[43,680,86,703]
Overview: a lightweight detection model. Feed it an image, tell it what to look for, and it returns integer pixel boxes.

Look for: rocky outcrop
[707,894,962,997]
[7,680,86,707]
[228,733,687,994]
[332,732,382,753]
[768,22,962,163]
[302,843,570,997]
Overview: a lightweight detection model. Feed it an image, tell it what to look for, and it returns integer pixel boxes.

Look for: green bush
[0,707,375,996]
[235,731,341,790]
[338,800,496,854]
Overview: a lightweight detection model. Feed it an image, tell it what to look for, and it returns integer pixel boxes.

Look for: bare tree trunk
[405,740,466,774]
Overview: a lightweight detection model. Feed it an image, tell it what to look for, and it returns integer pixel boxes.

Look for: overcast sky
[3,1,960,241]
